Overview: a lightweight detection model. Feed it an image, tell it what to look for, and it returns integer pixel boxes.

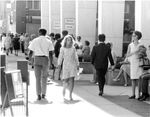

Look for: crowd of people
[0,29,149,102]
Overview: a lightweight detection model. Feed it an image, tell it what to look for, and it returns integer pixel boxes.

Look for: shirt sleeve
[48,41,54,51]
[28,39,35,51]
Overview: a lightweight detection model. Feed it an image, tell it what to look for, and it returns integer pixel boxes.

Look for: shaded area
[104,95,150,117]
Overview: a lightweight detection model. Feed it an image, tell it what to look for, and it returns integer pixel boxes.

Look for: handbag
[139,57,150,70]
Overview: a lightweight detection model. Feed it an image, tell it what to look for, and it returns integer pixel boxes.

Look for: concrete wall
[16,1,26,33]
[101,1,124,56]
[78,1,97,53]
[140,1,150,58]
[41,0,50,34]
[51,0,61,34]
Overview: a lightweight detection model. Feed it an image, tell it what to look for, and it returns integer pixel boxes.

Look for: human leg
[129,79,136,99]
[139,74,150,101]
[62,78,69,98]
[113,69,123,81]
[123,71,128,86]
[41,57,49,98]
[96,69,107,95]
[68,77,74,100]
[34,65,42,100]
[41,66,48,98]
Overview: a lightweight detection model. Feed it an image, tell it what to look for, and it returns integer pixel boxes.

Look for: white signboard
[65,18,75,30]
[54,21,60,29]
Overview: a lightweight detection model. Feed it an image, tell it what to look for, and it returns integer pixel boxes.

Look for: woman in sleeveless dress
[126,31,143,99]
[58,35,79,100]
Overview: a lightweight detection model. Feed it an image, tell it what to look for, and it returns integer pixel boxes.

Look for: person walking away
[4,33,11,56]
[24,33,30,56]
[20,33,25,53]
[28,34,36,69]
[54,30,68,80]
[50,33,61,80]
[126,30,143,99]
[13,34,20,56]
[9,33,14,54]
[58,35,79,100]
[1,33,6,53]
[91,34,114,96]
[28,28,54,100]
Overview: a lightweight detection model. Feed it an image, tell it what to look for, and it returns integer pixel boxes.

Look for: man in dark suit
[91,34,114,96]
[54,30,68,80]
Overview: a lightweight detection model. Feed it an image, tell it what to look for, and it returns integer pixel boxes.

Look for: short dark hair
[98,34,106,42]
[85,40,90,46]
[77,36,81,39]
[106,42,111,48]
[134,31,142,40]
[62,30,68,36]
[39,28,47,36]
[55,33,61,40]
[49,32,55,37]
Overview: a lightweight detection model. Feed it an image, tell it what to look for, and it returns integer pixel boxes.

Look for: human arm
[90,46,96,65]
[74,48,79,70]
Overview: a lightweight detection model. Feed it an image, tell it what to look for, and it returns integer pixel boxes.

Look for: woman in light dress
[58,35,79,100]
[5,33,11,55]
[126,31,143,99]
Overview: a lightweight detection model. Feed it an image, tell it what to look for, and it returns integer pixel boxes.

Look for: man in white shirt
[28,28,54,100]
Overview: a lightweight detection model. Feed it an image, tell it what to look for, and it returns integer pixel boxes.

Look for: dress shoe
[37,95,41,100]
[128,95,135,99]
[99,90,103,96]
[42,94,46,98]
[139,95,149,101]
[137,95,143,100]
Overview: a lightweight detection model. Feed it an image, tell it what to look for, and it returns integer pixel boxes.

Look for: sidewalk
[1,52,150,117]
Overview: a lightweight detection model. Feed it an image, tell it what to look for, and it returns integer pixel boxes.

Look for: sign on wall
[65,18,75,30]
[54,21,60,29]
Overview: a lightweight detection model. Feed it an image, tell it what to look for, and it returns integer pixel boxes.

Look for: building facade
[41,0,150,58]
[9,0,41,36]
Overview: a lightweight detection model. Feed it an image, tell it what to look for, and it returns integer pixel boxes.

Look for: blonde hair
[61,35,75,48]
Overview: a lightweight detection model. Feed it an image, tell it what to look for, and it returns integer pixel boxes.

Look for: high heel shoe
[129,95,135,99]
[139,95,149,101]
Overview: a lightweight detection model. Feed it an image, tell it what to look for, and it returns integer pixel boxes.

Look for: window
[34,0,40,9]
[26,0,40,10]
[125,3,130,13]
[27,0,32,9]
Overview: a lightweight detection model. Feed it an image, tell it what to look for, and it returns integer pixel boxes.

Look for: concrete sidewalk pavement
[1,51,150,117]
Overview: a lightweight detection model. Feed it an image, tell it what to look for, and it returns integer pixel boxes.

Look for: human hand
[110,65,115,71]
[58,65,61,70]
[77,66,79,70]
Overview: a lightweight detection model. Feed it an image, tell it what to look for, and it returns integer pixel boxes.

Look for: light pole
[25,7,29,33]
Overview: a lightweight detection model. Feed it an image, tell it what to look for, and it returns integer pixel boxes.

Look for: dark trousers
[96,68,107,91]
[21,42,24,53]
[141,74,150,95]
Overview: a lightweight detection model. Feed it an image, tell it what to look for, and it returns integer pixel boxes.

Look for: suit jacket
[91,43,114,70]
[54,37,64,58]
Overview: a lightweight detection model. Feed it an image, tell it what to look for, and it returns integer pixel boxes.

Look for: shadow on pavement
[63,99,81,104]
[29,99,53,105]
[104,95,150,117]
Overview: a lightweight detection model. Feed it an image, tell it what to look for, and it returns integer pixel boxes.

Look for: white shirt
[28,35,54,57]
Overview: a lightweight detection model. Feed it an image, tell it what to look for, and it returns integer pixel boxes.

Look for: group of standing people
[0,32,30,56]
[27,27,149,102]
